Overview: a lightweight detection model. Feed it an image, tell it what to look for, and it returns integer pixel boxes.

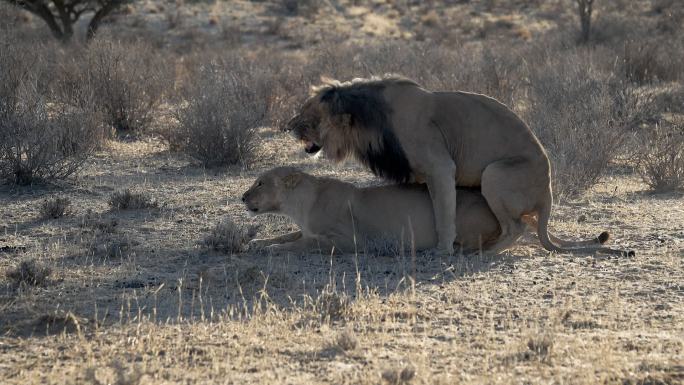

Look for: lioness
[242,167,622,255]
[284,75,615,255]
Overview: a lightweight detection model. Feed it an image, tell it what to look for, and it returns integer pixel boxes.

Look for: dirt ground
[1,0,684,384]
[1,127,682,384]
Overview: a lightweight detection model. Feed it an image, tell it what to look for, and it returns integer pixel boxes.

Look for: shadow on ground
[1,242,524,338]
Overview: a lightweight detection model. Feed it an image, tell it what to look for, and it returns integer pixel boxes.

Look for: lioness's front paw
[248,239,271,251]
[264,244,289,254]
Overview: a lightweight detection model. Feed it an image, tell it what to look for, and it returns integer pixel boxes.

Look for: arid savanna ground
[1,0,683,384]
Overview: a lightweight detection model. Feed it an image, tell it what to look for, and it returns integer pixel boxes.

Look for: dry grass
[203,217,257,254]
[87,38,170,134]
[108,189,159,210]
[0,40,102,185]
[524,49,644,198]
[38,196,71,219]
[170,59,267,167]
[331,329,358,352]
[634,120,684,192]
[6,259,51,288]
[0,1,682,384]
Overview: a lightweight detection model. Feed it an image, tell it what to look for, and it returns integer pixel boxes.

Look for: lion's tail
[522,215,609,247]
[531,194,634,257]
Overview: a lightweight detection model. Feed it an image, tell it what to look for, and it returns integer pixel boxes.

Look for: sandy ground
[1,127,682,384]
[1,0,683,383]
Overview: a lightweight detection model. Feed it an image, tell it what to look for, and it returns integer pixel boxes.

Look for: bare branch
[2,0,131,42]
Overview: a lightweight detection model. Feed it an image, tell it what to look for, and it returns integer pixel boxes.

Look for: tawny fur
[285,75,633,256]
[241,168,621,256]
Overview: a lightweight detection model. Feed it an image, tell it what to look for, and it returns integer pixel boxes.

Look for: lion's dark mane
[318,76,416,184]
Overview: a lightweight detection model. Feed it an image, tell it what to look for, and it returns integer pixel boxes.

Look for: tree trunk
[12,1,67,40]
[576,0,593,44]
[86,1,117,40]
[52,0,74,41]
[6,0,127,42]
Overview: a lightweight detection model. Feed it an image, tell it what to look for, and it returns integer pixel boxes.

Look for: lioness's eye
[257,181,262,187]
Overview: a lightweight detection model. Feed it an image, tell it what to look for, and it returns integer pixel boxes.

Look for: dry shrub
[308,41,524,108]
[623,39,683,84]
[654,0,684,34]
[331,329,358,352]
[653,85,684,115]
[0,40,103,185]
[280,0,321,17]
[634,121,684,192]
[204,218,257,254]
[524,49,639,199]
[87,38,170,134]
[275,39,525,126]
[6,259,51,287]
[39,197,71,219]
[109,189,159,210]
[170,59,268,167]
[260,57,311,130]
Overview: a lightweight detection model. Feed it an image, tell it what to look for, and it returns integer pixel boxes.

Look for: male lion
[241,167,624,255]
[284,75,627,255]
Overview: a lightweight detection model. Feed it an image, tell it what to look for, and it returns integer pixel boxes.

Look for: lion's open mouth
[304,141,321,154]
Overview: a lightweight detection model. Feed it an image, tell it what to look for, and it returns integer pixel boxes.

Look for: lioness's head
[241,167,304,215]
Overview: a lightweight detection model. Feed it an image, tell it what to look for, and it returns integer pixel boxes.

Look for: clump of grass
[109,189,159,210]
[634,121,684,192]
[90,233,135,260]
[331,329,358,352]
[315,287,351,322]
[6,259,51,287]
[364,235,402,257]
[39,197,71,219]
[381,364,416,385]
[204,218,257,254]
[33,311,85,335]
[84,360,145,385]
[523,334,554,362]
[80,212,118,233]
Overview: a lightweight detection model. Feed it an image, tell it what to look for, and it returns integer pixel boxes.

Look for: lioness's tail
[533,196,634,257]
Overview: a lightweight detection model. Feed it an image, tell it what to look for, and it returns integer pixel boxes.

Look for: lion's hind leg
[479,218,526,254]
[480,157,544,253]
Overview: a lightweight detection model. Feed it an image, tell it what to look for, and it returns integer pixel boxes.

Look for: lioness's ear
[282,173,303,189]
